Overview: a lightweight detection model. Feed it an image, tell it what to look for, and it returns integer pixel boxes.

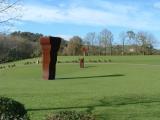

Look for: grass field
[0,56,160,120]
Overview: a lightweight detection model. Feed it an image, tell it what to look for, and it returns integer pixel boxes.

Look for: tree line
[0,30,159,63]
[0,31,43,63]
[63,29,158,56]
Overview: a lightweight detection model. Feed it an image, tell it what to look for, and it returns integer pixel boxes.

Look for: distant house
[129,48,135,52]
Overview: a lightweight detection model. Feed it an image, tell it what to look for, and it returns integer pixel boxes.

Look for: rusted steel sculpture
[80,58,84,68]
[40,36,61,80]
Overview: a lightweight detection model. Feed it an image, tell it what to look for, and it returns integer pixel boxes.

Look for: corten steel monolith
[40,36,61,80]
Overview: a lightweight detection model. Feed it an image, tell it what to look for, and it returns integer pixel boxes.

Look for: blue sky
[15,0,160,48]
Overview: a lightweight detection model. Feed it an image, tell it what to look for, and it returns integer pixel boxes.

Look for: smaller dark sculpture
[40,36,61,80]
[80,58,84,68]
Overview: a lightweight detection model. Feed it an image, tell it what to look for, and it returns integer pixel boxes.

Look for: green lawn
[0,56,160,120]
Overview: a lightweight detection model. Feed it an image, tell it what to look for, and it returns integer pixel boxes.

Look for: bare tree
[119,32,126,55]
[108,32,113,56]
[97,34,102,56]
[126,31,136,44]
[100,29,113,56]
[84,32,96,55]
[137,32,156,55]
[84,34,90,55]
[67,36,83,56]
[0,0,21,32]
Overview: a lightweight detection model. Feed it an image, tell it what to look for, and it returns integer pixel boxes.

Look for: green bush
[0,97,29,120]
[98,59,102,63]
[104,59,108,63]
[57,61,62,63]
[108,59,112,62]
[46,111,95,120]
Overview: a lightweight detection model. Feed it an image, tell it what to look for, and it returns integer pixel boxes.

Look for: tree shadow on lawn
[27,105,107,119]
[27,96,160,113]
[57,74,125,80]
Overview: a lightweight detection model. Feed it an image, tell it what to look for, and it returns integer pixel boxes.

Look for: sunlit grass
[0,56,160,120]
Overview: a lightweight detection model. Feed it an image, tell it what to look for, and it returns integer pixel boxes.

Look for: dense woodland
[0,29,159,63]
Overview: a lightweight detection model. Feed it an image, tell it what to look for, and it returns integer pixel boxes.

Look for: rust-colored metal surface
[40,36,61,80]
[80,58,84,68]
[40,37,51,80]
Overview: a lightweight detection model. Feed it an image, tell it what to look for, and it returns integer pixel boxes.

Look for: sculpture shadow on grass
[57,74,125,80]
[84,65,96,68]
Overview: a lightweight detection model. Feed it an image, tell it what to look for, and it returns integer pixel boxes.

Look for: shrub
[64,61,71,63]
[92,60,97,63]
[46,111,95,120]
[98,59,102,63]
[89,59,93,63]
[72,60,78,63]
[57,61,62,63]
[0,97,29,120]
[108,59,112,62]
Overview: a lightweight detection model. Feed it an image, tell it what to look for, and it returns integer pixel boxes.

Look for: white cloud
[20,1,160,31]
[55,34,73,40]
[21,5,65,23]
[93,0,138,14]
[153,2,160,9]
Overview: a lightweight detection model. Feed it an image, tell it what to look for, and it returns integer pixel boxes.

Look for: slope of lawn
[0,56,160,120]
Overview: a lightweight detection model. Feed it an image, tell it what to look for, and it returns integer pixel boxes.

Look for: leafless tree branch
[0,0,19,13]
[0,0,22,32]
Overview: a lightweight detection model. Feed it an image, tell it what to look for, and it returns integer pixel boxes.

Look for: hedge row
[57,59,112,63]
